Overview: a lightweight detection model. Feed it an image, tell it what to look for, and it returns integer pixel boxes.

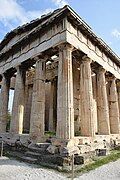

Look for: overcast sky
[0,0,120,56]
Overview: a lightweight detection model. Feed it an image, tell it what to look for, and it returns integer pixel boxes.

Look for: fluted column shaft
[96,68,110,135]
[56,44,74,139]
[30,59,46,141]
[23,85,33,133]
[109,77,120,134]
[0,74,10,133]
[118,83,120,122]
[80,56,94,137]
[49,80,57,132]
[10,66,26,134]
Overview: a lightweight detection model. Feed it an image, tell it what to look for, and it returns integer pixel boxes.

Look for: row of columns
[79,59,120,136]
[0,43,120,141]
[56,45,120,138]
[0,66,26,134]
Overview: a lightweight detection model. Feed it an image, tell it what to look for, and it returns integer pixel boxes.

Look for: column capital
[1,73,5,78]
[13,64,22,71]
[59,43,74,52]
[82,55,92,64]
[106,74,116,82]
[14,65,26,80]
[116,79,120,87]
[34,55,48,63]
[1,72,11,79]
[97,66,106,74]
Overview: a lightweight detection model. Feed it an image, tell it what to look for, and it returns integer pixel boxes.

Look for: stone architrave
[56,44,74,139]
[30,58,46,141]
[109,77,120,134]
[96,68,110,135]
[79,56,94,137]
[10,66,26,134]
[0,74,10,133]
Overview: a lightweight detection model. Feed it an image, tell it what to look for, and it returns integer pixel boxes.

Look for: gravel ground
[0,157,66,180]
[0,157,120,180]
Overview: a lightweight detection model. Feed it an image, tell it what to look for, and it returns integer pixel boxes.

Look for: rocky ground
[0,157,120,180]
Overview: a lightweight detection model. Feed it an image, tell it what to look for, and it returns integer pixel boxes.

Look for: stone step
[25,151,46,157]
[36,142,51,148]
[6,150,38,164]
[28,142,51,153]
[7,150,61,165]
[6,150,85,167]
[21,156,38,163]
[28,146,48,153]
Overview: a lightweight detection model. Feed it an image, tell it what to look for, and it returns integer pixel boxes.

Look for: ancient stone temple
[0,5,120,160]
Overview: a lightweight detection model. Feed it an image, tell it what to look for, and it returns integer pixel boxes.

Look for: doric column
[30,58,46,141]
[96,68,110,135]
[23,85,33,133]
[92,74,98,134]
[56,44,74,139]
[49,79,57,132]
[109,77,120,134]
[10,66,26,134]
[0,74,10,133]
[79,56,94,137]
[117,81,120,122]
